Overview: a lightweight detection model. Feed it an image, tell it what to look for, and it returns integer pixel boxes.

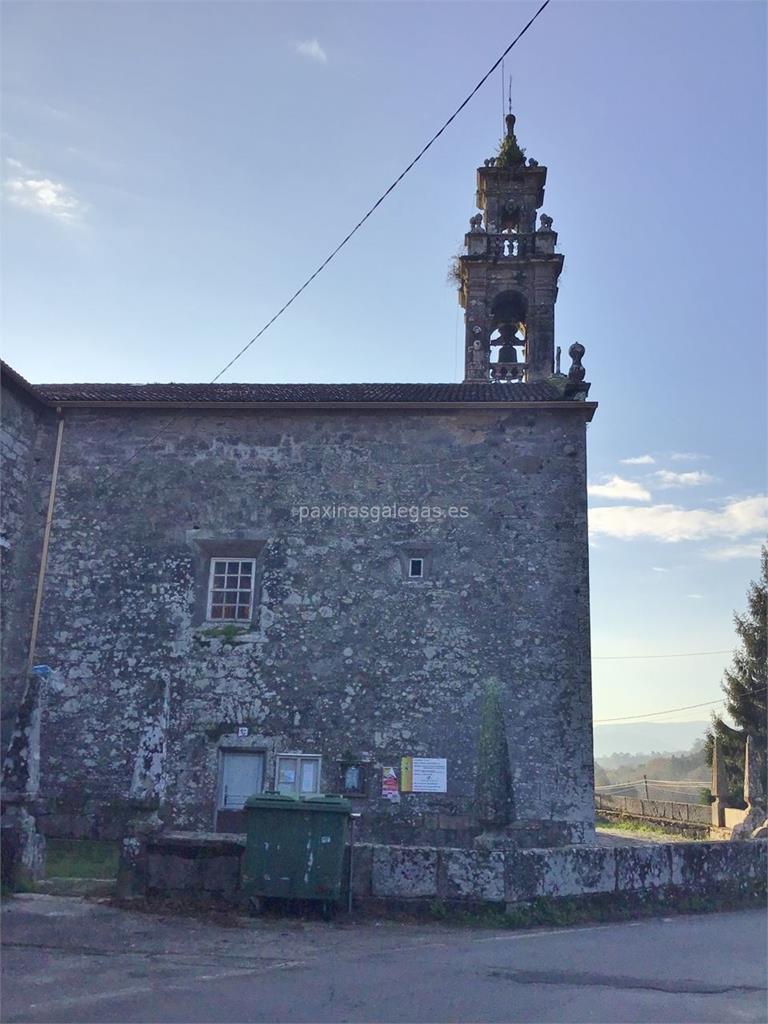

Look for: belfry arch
[458,112,563,384]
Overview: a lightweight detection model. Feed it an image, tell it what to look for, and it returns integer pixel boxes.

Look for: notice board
[400,757,447,793]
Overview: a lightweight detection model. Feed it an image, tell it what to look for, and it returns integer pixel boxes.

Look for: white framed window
[207,558,256,621]
[408,557,424,579]
[276,754,321,796]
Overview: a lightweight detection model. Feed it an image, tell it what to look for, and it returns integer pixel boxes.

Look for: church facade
[1,115,597,847]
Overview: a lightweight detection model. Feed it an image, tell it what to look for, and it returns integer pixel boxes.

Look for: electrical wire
[96,0,552,489]
[208,0,551,384]
[593,649,732,661]
[593,685,767,725]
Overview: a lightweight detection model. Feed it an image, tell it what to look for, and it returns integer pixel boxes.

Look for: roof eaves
[36,397,598,418]
[0,360,51,409]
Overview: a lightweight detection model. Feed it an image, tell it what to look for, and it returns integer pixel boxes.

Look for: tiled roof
[2,361,592,407]
[32,380,569,404]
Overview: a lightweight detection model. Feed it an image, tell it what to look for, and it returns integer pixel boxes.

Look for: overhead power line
[97,0,552,489]
[592,649,732,661]
[593,685,767,725]
[210,0,551,384]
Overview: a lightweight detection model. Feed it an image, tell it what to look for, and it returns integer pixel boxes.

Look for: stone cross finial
[568,342,586,383]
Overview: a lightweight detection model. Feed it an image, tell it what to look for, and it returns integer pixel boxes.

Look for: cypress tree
[706,545,767,804]
[475,679,514,828]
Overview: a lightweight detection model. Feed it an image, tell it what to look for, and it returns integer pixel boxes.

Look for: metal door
[218,751,264,812]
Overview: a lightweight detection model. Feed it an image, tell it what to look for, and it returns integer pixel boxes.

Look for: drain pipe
[27,413,64,672]
[347,812,361,914]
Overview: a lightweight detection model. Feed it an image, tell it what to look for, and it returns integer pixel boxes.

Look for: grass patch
[595,816,695,841]
[46,839,119,879]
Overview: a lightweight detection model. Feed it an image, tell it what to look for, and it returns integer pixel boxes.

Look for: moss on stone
[474,680,513,827]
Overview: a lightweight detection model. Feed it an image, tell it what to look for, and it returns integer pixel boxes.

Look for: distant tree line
[595,740,709,789]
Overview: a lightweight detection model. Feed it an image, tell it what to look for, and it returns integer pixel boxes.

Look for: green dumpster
[242,793,352,905]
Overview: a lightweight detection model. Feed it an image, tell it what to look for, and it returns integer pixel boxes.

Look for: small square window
[207,558,256,621]
[408,557,424,579]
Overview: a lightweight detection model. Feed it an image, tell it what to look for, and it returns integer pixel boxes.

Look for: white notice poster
[411,758,447,793]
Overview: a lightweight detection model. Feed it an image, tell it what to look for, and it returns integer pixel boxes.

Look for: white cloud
[670,452,708,462]
[654,470,714,488]
[588,475,651,502]
[704,542,764,562]
[687,594,704,600]
[651,566,669,572]
[620,454,655,465]
[4,159,83,223]
[589,495,768,544]
[295,39,327,63]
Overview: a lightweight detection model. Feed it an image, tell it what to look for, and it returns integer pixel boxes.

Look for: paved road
[2,895,765,1023]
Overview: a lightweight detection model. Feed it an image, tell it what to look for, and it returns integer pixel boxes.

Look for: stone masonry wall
[0,378,57,745]
[356,839,767,905]
[123,833,767,910]
[30,404,594,842]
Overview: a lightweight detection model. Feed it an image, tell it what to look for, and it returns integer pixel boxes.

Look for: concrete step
[35,877,115,897]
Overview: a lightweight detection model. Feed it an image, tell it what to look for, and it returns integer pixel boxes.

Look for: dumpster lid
[245,792,352,813]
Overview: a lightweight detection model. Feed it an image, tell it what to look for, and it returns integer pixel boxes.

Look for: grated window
[207,558,256,621]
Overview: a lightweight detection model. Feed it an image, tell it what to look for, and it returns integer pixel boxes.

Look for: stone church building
[1,114,597,849]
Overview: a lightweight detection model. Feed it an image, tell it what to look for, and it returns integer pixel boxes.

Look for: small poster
[400,757,413,792]
[237,726,249,737]
[401,757,447,793]
[381,766,400,803]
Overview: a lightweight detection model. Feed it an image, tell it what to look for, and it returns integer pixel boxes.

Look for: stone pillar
[730,735,767,840]
[743,734,765,810]
[115,798,164,900]
[1,671,47,886]
[711,737,728,827]
[0,797,46,888]
[528,303,555,380]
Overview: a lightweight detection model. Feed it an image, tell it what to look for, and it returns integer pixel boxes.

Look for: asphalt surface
[1,895,766,1023]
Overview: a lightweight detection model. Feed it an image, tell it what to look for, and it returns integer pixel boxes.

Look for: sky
[2,1,766,736]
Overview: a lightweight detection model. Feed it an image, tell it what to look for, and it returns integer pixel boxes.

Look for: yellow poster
[400,756,413,793]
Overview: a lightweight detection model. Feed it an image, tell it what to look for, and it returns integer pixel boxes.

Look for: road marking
[22,959,305,1018]
[473,925,612,943]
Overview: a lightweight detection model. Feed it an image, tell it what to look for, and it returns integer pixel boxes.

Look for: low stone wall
[596,793,711,826]
[117,831,246,901]
[117,831,766,911]
[351,841,766,905]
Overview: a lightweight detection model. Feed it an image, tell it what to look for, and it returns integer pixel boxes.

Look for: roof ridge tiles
[3,363,589,406]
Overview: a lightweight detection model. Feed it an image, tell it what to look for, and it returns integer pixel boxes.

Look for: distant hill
[593,720,709,759]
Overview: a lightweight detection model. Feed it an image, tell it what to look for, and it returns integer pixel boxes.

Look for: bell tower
[459,113,564,384]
